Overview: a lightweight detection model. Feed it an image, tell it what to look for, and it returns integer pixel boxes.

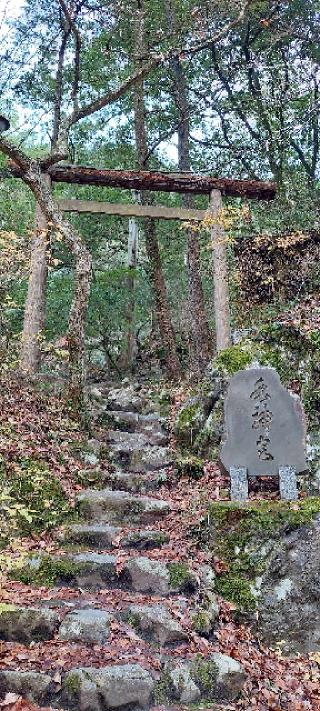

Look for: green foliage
[0,458,70,545]
[176,455,204,479]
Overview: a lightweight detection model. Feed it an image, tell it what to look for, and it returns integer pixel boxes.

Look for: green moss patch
[201,498,320,612]
[214,345,253,375]
[190,657,219,698]
[176,455,205,479]
[168,561,194,591]
[12,554,84,587]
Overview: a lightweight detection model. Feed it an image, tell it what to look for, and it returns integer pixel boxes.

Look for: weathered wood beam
[57,198,207,221]
[5,163,276,199]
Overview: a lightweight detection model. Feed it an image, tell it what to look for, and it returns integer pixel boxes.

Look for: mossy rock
[214,345,253,375]
[197,498,320,613]
[174,399,207,447]
[11,554,85,588]
[176,455,205,479]
[168,562,195,592]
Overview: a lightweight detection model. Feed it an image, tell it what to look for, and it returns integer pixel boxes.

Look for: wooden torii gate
[5,163,276,352]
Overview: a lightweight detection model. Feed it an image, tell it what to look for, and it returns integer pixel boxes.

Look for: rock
[191,595,219,637]
[0,606,59,644]
[174,372,224,456]
[209,653,246,701]
[107,386,146,413]
[106,410,168,438]
[63,524,120,549]
[32,552,118,589]
[165,654,245,704]
[258,514,320,654]
[106,428,168,448]
[125,558,196,596]
[125,604,188,645]
[109,442,172,472]
[0,671,52,704]
[307,430,320,494]
[199,564,216,592]
[125,557,171,595]
[63,664,155,711]
[108,471,162,493]
[77,489,170,524]
[81,439,102,466]
[58,609,112,644]
[121,529,170,550]
[106,430,150,447]
[90,386,103,401]
[63,524,169,550]
[169,665,201,703]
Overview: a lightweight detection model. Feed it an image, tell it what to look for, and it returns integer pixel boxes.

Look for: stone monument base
[230,466,298,502]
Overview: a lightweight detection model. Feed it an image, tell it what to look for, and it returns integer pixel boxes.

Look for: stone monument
[220,368,307,501]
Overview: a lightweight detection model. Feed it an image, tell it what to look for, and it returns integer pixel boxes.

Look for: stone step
[0,605,114,646]
[62,523,170,550]
[108,442,172,472]
[106,386,147,413]
[108,470,166,493]
[0,665,155,709]
[58,608,113,644]
[105,409,166,429]
[123,603,188,646]
[0,606,60,644]
[77,488,170,524]
[0,654,246,708]
[105,416,169,445]
[19,553,197,595]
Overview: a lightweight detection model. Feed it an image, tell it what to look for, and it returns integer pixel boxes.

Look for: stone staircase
[0,383,245,710]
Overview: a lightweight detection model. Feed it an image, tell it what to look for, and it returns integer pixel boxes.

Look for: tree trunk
[20,175,51,374]
[133,2,180,379]
[23,167,92,409]
[170,47,211,375]
[210,189,231,351]
[125,215,139,370]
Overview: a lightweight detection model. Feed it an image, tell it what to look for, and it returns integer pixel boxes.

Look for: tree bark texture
[133,3,180,379]
[23,166,92,408]
[4,164,277,199]
[210,189,231,352]
[169,33,211,375]
[20,175,51,374]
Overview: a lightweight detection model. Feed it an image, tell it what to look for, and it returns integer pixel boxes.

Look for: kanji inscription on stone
[220,368,307,478]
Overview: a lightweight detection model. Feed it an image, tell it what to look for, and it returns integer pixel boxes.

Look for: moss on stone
[200,498,320,613]
[12,555,85,587]
[168,562,193,591]
[190,657,219,698]
[65,672,81,695]
[154,670,173,704]
[214,345,253,375]
[191,610,212,635]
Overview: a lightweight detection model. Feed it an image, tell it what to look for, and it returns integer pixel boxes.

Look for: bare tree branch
[67,0,254,128]
[58,0,82,113]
